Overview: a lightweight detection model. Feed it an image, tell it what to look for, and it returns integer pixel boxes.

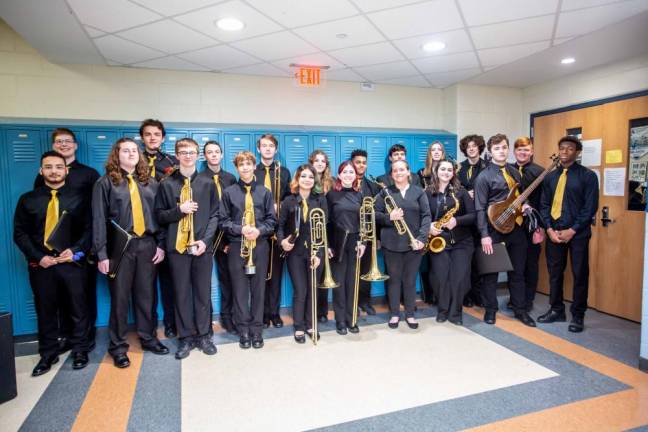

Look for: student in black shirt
[15,151,91,376]
[538,136,599,332]
[417,141,446,189]
[474,133,536,327]
[200,141,237,334]
[155,138,219,360]
[350,149,379,315]
[254,134,291,329]
[426,160,475,325]
[278,164,326,343]
[376,144,421,187]
[93,138,168,369]
[375,160,430,329]
[140,119,178,338]
[327,161,366,335]
[220,151,277,349]
[34,128,100,350]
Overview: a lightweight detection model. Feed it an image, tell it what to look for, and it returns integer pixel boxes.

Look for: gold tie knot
[148,156,155,165]
[51,190,57,198]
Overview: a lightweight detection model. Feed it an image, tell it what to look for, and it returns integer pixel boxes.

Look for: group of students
[13,119,599,378]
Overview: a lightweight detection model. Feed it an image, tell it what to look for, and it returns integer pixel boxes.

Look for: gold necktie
[148,156,156,178]
[244,185,256,249]
[518,165,523,176]
[176,178,193,253]
[468,165,473,180]
[301,198,308,223]
[264,166,272,193]
[44,190,59,249]
[213,174,222,199]
[127,174,146,236]
[501,167,523,226]
[551,169,568,220]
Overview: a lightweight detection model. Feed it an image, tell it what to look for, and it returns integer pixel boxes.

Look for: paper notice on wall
[603,167,625,196]
[580,139,602,166]
[605,149,623,164]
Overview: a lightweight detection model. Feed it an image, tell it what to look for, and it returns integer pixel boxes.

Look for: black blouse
[426,187,475,245]
[277,192,328,257]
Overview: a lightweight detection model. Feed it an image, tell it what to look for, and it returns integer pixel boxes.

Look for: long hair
[333,160,360,192]
[289,164,320,194]
[105,137,150,186]
[308,149,334,193]
[423,141,446,177]
[429,159,460,194]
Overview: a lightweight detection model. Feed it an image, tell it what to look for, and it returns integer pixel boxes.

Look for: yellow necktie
[213,174,221,199]
[176,178,193,253]
[551,169,568,220]
[468,165,473,180]
[518,165,523,176]
[148,156,156,178]
[244,185,256,249]
[127,175,146,236]
[264,166,272,193]
[44,190,59,249]
[501,167,523,226]
[301,198,308,223]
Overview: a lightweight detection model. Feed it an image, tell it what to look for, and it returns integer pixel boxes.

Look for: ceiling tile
[352,0,426,13]
[245,0,358,28]
[130,0,229,17]
[178,45,260,70]
[411,51,480,73]
[84,25,106,38]
[425,67,482,87]
[118,20,217,54]
[328,42,404,67]
[272,53,344,73]
[367,0,464,40]
[132,55,211,71]
[561,0,622,11]
[393,29,473,59]
[470,15,555,49]
[231,31,317,61]
[376,75,430,87]
[553,36,574,45]
[67,0,162,33]
[478,40,549,67]
[94,35,165,64]
[458,0,558,27]
[325,68,366,82]
[292,16,385,51]
[222,62,288,77]
[556,0,648,38]
[353,60,419,81]
[174,0,283,43]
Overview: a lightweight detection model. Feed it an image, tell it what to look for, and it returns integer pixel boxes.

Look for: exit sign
[291,64,328,88]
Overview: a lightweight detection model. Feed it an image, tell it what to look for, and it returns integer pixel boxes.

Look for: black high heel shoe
[294,333,306,344]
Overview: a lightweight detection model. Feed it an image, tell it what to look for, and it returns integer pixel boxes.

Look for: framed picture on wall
[627,117,648,211]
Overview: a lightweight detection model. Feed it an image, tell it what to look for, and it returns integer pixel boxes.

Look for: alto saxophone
[427,191,460,253]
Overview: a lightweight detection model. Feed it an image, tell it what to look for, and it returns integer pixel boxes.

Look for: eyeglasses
[177,151,198,157]
[54,139,75,145]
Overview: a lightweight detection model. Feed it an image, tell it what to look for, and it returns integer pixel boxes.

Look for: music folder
[476,242,513,275]
[107,220,133,278]
[46,210,72,254]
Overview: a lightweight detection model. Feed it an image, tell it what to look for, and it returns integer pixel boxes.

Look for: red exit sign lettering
[295,67,321,87]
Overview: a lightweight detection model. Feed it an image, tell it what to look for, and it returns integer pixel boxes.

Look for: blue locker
[283,135,308,174]
[162,130,189,155]
[311,135,338,170]
[192,131,221,164]
[365,136,388,178]
[223,133,252,174]
[413,137,432,174]
[340,136,363,161]
[120,129,142,145]
[85,130,118,174]
[442,137,457,160]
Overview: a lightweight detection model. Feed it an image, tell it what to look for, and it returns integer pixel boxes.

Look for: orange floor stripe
[71,333,144,432]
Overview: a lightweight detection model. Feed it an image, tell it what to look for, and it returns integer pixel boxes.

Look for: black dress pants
[287,252,322,332]
[481,225,527,314]
[28,262,88,358]
[545,236,590,318]
[331,234,360,327]
[317,287,329,318]
[215,249,233,324]
[383,249,423,318]
[524,238,541,308]
[58,263,96,343]
[229,240,270,337]
[168,251,213,341]
[108,236,158,356]
[464,236,482,304]
[264,239,284,319]
[429,239,474,321]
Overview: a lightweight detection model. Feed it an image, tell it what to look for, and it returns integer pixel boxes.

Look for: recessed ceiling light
[422,41,446,52]
[216,17,244,31]
[561,57,575,64]
[336,33,348,39]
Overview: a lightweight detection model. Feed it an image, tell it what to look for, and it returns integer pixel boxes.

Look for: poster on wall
[628,117,648,211]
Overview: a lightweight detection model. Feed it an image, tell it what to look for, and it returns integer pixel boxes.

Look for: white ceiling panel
[325,68,366,82]
[458,0,558,27]
[67,0,162,33]
[174,0,282,42]
[352,0,427,13]
[293,16,385,51]
[133,55,210,71]
[353,60,420,81]
[178,44,260,70]
[393,29,473,59]
[328,42,404,67]
[366,0,464,40]
[553,36,575,45]
[222,62,288,77]
[425,67,482,87]
[231,31,317,61]
[377,75,431,87]
[272,53,344,72]
[561,0,624,11]
[470,15,555,49]
[556,0,648,38]
[94,35,164,64]
[245,0,359,28]
[478,40,549,67]
[118,20,217,54]
[130,0,228,17]
[411,51,480,73]
[84,25,105,38]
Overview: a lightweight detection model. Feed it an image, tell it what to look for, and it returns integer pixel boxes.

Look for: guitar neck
[512,162,557,207]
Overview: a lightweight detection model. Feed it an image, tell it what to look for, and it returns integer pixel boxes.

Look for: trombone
[240,209,256,275]
[266,161,282,281]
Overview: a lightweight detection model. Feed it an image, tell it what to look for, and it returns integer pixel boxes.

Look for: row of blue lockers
[0,123,456,335]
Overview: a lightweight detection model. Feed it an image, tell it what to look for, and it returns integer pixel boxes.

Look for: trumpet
[427,191,459,253]
[179,181,196,254]
[381,188,419,250]
[240,209,256,275]
[266,161,282,281]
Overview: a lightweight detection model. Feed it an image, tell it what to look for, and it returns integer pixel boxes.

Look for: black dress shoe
[537,309,567,323]
[406,319,419,330]
[463,298,474,307]
[294,333,306,344]
[239,335,251,349]
[32,356,59,377]
[113,353,130,369]
[306,330,321,341]
[436,313,448,323]
[175,339,194,360]
[449,318,463,326]
[72,352,89,370]
[318,315,328,324]
[484,311,496,325]
[143,341,170,355]
[270,315,284,328]
[515,311,536,327]
[164,326,177,338]
[252,337,264,349]
[263,317,271,329]
[348,325,360,334]
[197,336,217,355]
[388,319,400,329]
[336,325,347,335]
[568,317,584,333]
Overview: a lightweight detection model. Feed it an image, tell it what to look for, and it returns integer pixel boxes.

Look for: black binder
[46,210,72,253]
[107,220,133,278]
[476,242,513,275]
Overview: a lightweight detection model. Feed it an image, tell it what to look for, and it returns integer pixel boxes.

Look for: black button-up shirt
[254,161,291,202]
[359,176,381,198]
[426,187,475,245]
[513,161,544,210]
[219,180,277,243]
[277,193,328,257]
[474,163,524,238]
[144,150,178,181]
[457,158,487,191]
